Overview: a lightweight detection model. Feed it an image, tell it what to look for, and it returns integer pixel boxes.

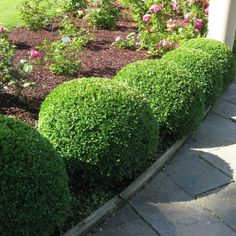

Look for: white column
[207,0,236,49]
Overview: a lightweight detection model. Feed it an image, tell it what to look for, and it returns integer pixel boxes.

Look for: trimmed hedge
[162,47,223,106]
[114,59,205,137]
[0,115,71,236]
[181,38,236,89]
[38,78,159,184]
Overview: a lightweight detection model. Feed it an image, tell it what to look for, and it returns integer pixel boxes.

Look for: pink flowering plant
[120,0,209,57]
[0,26,37,96]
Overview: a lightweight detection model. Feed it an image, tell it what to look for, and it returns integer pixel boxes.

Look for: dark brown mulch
[0,17,147,125]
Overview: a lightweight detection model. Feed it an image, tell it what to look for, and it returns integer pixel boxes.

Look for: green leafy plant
[181,38,236,89]
[0,27,34,96]
[38,38,81,75]
[0,114,71,236]
[162,47,223,106]
[115,59,205,137]
[38,78,159,186]
[85,0,119,29]
[69,0,88,13]
[112,32,140,50]
[19,0,69,30]
[38,18,92,75]
[59,18,93,47]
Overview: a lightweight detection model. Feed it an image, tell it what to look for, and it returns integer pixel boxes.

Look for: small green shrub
[0,115,71,236]
[38,78,159,185]
[115,59,205,137]
[181,38,236,88]
[162,47,223,106]
[85,0,119,29]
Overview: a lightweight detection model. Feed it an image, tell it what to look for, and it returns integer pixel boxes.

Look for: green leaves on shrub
[38,78,159,185]
[115,59,205,137]
[181,38,236,89]
[0,115,71,236]
[162,47,223,106]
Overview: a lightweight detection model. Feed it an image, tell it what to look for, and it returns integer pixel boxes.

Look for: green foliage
[59,18,93,47]
[0,29,33,91]
[38,18,92,75]
[181,38,236,88]
[85,0,119,29]
[162,47,223,106]
[19,0,69,30]
[112,32,140,50]
[38,78,159,185]
[0,115,71,236]
[69,0,88,12]
[38,39,81,75]
[115,59,205,137]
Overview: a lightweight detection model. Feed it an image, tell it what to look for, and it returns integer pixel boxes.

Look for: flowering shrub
[59,18,93,47]
[85,0,119,29]
[20,0,71,30]
[112,32,140,50]
[0,27,35,95]
[38,20,90,75]
[120,0,209,57]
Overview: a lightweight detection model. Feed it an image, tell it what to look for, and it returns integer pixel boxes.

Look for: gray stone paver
[212,98,236,119]
[131,173,235,236]
[92,84,236,236]
[92,219,159,236]
[163,148,232,196]
[94,204,139,231]
[186,112,236,150]
[222,83,236,104]
[198,182,236,232]
[199,145,236,180]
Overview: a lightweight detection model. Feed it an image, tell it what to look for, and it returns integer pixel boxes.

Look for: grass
[0,0,24,28]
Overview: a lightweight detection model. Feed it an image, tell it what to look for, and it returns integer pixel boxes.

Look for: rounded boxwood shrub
[162,47,223,106]
[0,115,71,236]
[38,78,159,184]
[114,59,205,138]
[181,38,236,89]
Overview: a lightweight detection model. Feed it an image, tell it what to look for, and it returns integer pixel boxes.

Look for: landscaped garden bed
[1,0,236,236]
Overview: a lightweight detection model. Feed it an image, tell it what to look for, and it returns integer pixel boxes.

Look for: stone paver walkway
[91,81,236,236]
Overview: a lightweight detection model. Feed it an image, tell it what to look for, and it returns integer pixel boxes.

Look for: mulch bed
[0,16,147,125]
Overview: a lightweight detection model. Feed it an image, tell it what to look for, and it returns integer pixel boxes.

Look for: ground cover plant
[1,0,236,235]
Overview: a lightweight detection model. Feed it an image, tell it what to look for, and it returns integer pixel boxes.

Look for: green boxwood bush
[181,38,236,89]
[162,47,223,106]
[38,78,159,184]
[114,59,205,137]
[0,115,71,236]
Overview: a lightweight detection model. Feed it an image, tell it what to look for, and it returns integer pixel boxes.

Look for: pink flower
[143,14,152,23]
[158,39,173,48]
[0,26,6,33]
[204,7,209,14]
[150,4,163,13]
[184,13,191,23]
[172,0,178,11]
[115,36,122,42]
[30,49,42,59]
[194,19,204,32]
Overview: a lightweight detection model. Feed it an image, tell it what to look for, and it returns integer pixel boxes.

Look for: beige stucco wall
[207,0,236,49]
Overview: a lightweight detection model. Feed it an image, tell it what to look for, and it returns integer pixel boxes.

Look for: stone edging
[64,107,212,236]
